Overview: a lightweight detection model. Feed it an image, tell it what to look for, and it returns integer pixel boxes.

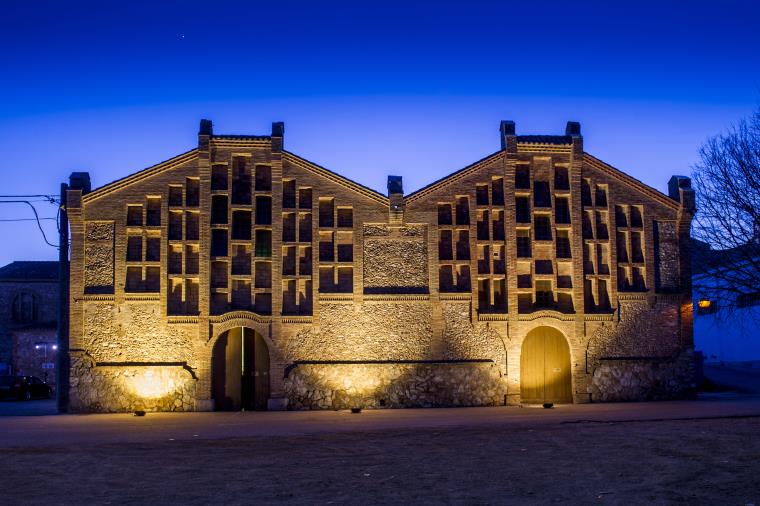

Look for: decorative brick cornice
[583,153,679,211]
[83,149,199,203]
[405,151,504,203]
[318,294,353,302]
[282,151,388,205]
[281,316,313,324]
[74,294,115,302]
[518,310,576,321]
[363,294,430,302]
[478,313,509,321]
[209,311,271,324]
[439,294,472,301]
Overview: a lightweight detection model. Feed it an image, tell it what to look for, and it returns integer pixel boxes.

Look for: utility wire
[0,217,57,222]
[0,200,59,248]
[0,194,59,199]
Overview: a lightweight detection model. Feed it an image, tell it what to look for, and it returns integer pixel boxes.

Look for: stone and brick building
[0,261,59,385]
[65,119,697,412]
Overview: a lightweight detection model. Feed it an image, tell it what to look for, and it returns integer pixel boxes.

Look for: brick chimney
[388,175,404,224]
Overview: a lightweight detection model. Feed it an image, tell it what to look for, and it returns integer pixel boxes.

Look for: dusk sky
[1,0,759,265]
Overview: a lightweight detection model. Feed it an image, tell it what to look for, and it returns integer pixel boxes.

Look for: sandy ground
[1,416,759,505]
[1,366,759,504]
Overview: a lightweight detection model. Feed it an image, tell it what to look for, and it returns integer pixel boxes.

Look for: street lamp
[34,343,57,383]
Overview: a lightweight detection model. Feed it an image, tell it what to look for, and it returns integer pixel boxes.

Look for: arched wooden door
[212,327,270,411]
[520,326,572,404]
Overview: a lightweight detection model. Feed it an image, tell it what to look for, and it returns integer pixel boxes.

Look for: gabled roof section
[282,151,388,205]
[0,261,59,282]
[405,150,504,203]
[82,149,198,203]
[583,153,679,211]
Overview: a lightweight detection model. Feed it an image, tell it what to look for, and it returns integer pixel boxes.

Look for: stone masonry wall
[282,302,433,361]
[285,362,506,410]
[69,352,197,412]
[441,301,507,372]
[362,224,428,292]
[82,302,198,365]
[587,298,681,364]
[84,222,115,294]
[655,221,680,290]
[590,349,697,401]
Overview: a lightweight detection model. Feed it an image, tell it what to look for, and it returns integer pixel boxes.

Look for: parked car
[0,376,53,400]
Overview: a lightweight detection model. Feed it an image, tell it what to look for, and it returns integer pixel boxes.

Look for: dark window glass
[319,199,334,227]
[231,158,252,205]
[299,188,312,209]
[255,197,272,225]
[211,165,228,191]
[126,236,142,262]
[185,178,200,207]
[337,208,353,228]
[534,216,552,241]
[555,198,571,224]
[595,185,608,207]
[534,181,551,208]
[438,204,453,225]
[231,211,252,241]
[517,234,532,258]
[455,197,470,225]
[255,165,272,191]
[127,206,142,226]
[554,167,570,190]
[211,195,228,224]
[145,237,161,262]
[476,185,489,206]
[168,186,183,207]
[581,180,592,206]
[515,166,531,189]
[211,229,228,257]
[283,180,296,209]
[516,197,531,223]
[491,178,505,206]
[556,234,572,258]
[254,230,272,257]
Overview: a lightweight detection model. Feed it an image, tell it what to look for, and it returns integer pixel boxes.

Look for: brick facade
[66,119,696,412]
[0,262,59,384]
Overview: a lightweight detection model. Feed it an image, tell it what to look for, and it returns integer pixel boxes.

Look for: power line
[0,200,59,248]
[0,217,57,222]
[0,194,60,199]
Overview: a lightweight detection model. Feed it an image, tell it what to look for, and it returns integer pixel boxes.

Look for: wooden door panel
[253,333,270,411]
[520,329,545,403]
[225,327,243,411]
[521,327,572,404]
[543,328,573,403]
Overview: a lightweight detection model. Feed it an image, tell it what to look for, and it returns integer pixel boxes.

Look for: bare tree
[691,104,760,314]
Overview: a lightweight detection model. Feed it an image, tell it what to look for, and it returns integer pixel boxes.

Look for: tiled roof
[0,261,59,281]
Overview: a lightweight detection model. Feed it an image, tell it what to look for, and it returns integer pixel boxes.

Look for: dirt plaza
[1,391,760,505]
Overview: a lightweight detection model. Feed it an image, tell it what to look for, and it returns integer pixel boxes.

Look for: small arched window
[12,292,37,323]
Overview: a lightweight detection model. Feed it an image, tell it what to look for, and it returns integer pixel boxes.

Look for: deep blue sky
[1,0,759,265]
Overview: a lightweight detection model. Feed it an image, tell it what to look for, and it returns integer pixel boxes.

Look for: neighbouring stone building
[0,261,59,385]
[65,119,697,412]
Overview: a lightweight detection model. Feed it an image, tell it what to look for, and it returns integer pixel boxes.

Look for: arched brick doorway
[520,326,572,404]
[212,327,270,411]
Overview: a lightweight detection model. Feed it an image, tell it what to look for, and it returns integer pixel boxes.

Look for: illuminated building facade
[66,119,697,411]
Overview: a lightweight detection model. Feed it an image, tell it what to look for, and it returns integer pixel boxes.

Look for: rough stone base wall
[284,362,507,410]
[69,353,197,412]
[590,349,697,402]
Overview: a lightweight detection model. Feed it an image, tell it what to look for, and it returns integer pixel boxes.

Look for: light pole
[34,342,58,384]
